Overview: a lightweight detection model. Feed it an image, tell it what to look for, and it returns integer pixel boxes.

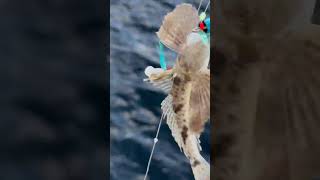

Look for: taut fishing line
[197,0,204,13]
[204,1,210,14]
[143,1,210,179]
[143,114,164,180]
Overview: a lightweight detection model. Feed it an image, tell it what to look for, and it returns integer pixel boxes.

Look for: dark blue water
[110,0,210,179]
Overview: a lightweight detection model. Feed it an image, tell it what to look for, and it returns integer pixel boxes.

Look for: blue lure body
[158,42,167,70]
[204,18,210,33]
[199,18,210,43]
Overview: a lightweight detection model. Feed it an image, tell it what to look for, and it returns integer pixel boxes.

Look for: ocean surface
[0,1,106,180]
[110,0,211,179]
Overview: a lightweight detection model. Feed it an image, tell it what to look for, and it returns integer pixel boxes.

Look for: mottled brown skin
[168,35,210,144]
[212,0,320,180]
[170,74,192,139]
[192,160,201,167]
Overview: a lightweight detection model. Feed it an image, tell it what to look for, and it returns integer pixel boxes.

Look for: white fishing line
[204,1,210,14]
[143,113,164,180]
[197,0,204,13]
[198,0,210,14]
